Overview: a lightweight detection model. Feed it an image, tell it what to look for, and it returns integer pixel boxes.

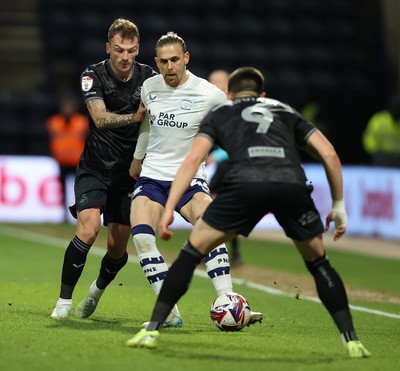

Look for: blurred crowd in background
[0,0,399,166]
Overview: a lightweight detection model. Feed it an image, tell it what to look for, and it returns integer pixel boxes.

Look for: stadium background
[0,0,399,164]
[1,4,399,366]
[0,0,400,240]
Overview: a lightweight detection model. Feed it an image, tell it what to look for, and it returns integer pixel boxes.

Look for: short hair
[228,67,265,95]
[155,31,186,53]
[107,18,140,43]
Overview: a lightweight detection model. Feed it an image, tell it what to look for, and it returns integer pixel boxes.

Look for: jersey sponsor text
[154,112,188,129]
[248,146,285,158]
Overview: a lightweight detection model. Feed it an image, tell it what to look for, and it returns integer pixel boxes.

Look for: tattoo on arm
[87,99,134,129]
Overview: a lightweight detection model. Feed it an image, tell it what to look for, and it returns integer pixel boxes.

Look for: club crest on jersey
[181,99,192,110]
[81,76,93,92]
[132,87,141,100]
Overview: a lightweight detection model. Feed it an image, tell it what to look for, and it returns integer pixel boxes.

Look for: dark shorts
[202,182,324,241]
[71,166,135,226]
[209,161,231,194]
[132,176,210,214]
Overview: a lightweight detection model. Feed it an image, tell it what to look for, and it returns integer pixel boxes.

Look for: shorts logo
[132,186,143,198]
[79,194,89,205]
[149,95,157,101]
[81,76,93,92]
[298,211,319,226]
[190,179,210,194]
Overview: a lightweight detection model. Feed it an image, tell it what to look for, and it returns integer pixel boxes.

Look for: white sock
[56,298,72,307]
[133,233,181,317]
[137,251,169,293]
[90,280,105,299]
[205,244,233,296]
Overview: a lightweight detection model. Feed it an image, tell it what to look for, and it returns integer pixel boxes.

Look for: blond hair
[107,18,140,42]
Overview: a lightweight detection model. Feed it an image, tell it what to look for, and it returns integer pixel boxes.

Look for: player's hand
[325,199,347,241]
[129,158,142,180]
[158,209,175,240]
[132,100,146,123]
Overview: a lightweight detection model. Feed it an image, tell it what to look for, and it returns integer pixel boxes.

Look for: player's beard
[164,73,179,87]
[118,62,133,80]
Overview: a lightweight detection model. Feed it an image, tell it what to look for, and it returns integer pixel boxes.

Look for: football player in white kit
[130,32,263,328]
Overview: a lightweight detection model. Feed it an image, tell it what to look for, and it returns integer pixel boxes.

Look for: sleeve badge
[81,76,94,92]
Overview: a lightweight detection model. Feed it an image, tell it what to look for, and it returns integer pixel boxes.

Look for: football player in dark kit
[128,66,371,359]
[51,18,156,320]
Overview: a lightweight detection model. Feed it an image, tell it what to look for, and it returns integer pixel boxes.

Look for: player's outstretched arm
[325,199,347,241]
[305,130,347,240]
[158,136,212,240]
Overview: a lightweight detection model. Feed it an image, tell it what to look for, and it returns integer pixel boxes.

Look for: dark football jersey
[198,97,317,184]
[79,60,157,175]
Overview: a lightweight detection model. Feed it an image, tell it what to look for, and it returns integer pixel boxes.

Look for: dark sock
[335,310,359,342]
[96,252,128,290]
[341,329,359,343]
[230,238,239,257]
[60,236,91,299]
[146,241,205,331]
[305,255,357,336]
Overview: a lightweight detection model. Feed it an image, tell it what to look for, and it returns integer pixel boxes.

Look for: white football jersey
[140,71,228,181]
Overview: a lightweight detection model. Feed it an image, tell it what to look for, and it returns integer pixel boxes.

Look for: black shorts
[71,166,135,226]
[202,182,324,241]
[209,161,230,194]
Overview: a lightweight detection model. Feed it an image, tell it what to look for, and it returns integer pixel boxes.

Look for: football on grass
[210,292,251,331]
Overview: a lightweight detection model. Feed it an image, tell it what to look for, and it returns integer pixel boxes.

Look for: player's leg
[127,218,228,348]
[128,182,268,348]
[75,185,132,318]
[181,190,233,295]
[75,222,130,318]
[229,237,243,267]
[131,194,182,327]
[51,207,101,319]
[181,184,262,325]
[275,183,370,357]
[209,164,243,267]
[294,236,370,358]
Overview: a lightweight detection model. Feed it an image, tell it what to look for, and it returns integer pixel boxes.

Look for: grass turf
[0,224,399,370]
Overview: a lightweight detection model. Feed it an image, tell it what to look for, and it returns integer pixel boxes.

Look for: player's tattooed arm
[86,99,145,129]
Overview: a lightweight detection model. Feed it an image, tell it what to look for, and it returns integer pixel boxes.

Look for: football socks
[60,235,91,298]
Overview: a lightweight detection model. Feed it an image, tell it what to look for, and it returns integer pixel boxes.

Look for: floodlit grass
[0,224,399,371]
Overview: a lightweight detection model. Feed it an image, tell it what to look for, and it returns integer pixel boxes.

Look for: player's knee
[131,224,156,254]
[77,226,100,245]
[77,213,101,245]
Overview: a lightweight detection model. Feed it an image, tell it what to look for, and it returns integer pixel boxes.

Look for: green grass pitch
[0,224,399,371]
